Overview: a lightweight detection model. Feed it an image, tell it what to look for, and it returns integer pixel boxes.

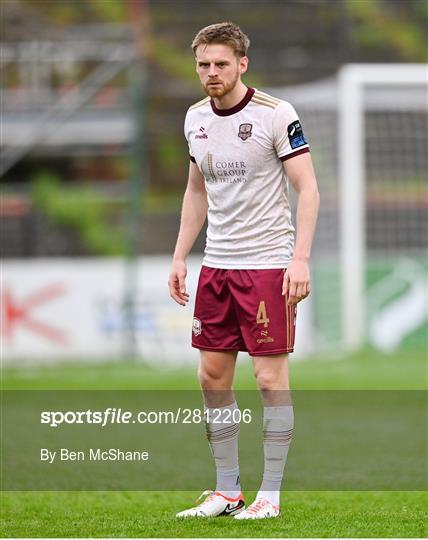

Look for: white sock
[260,405,294,491]
[205,402,241,497]
[256,489,280,507]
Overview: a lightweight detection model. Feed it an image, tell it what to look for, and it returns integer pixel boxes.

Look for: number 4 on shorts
[256,300,270,328]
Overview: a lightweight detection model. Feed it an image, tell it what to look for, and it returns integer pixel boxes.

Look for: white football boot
[176,490,245,518]
[233,497,280,519]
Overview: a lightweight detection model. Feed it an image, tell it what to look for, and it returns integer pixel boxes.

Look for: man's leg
[199,350,242,497]
[253,353,290,392]
[255,354,293,505]
[198,349,237,405]
[235,354,293,519]
[177,350,245,517]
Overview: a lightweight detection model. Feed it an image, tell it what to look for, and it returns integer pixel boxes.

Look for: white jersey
[184,87,309,269]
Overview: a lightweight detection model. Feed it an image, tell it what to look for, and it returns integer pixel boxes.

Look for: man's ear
[239,56,249,75]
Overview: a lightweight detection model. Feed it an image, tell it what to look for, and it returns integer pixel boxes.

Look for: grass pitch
[2,491,427,538]
[3,348,426,390]
[2,349,427,538]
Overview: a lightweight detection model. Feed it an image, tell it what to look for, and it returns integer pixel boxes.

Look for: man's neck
[212,81,248,110]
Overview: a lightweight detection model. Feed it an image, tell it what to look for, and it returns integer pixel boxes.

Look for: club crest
[192,317,202,336]
[238,123,252,141]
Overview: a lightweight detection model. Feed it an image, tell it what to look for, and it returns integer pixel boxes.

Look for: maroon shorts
[192,266,297,356]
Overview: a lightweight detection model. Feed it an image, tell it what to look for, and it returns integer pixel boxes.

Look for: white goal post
[338,63,428,350]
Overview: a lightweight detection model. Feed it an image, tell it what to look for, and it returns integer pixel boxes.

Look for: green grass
[3,348,427,390]
[2,349,427,537]
[1,491,426,538]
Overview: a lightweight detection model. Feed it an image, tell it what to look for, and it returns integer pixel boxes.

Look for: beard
[202,68,240,98]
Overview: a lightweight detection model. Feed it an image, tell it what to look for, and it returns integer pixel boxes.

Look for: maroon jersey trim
[280,147,310,162]
[210,87,255,117]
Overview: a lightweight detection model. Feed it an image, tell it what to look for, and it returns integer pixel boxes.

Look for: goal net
[271,64,427,354]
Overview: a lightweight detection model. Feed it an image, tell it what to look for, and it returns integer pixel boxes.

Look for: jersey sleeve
[184,110,196,163]
[273,101,310,161]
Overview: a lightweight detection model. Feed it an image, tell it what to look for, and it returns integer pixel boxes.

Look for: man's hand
[168,259,190,306]
[282,259,311,305]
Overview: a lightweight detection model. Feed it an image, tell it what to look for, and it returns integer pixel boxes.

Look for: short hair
[191,22,250,58]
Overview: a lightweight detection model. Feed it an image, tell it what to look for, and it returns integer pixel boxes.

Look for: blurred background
[1,0,427,373]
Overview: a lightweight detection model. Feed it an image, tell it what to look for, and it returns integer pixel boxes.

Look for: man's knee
[198,351,236,390]
[198,363,227,389]
[255,371,279,391]
[253,355,289,392]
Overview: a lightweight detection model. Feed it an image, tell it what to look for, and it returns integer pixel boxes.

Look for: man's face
[195,43,248,98]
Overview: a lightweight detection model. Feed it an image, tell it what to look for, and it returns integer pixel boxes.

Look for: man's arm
[169,161,208,306]
[283,152,320,305]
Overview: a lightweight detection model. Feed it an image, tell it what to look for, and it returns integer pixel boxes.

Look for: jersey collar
[210,87,255,117]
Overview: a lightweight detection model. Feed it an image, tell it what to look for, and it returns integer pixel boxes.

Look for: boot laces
[248,498,268,514]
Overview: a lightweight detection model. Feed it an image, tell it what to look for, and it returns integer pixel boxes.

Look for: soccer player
[169,22,319,519]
